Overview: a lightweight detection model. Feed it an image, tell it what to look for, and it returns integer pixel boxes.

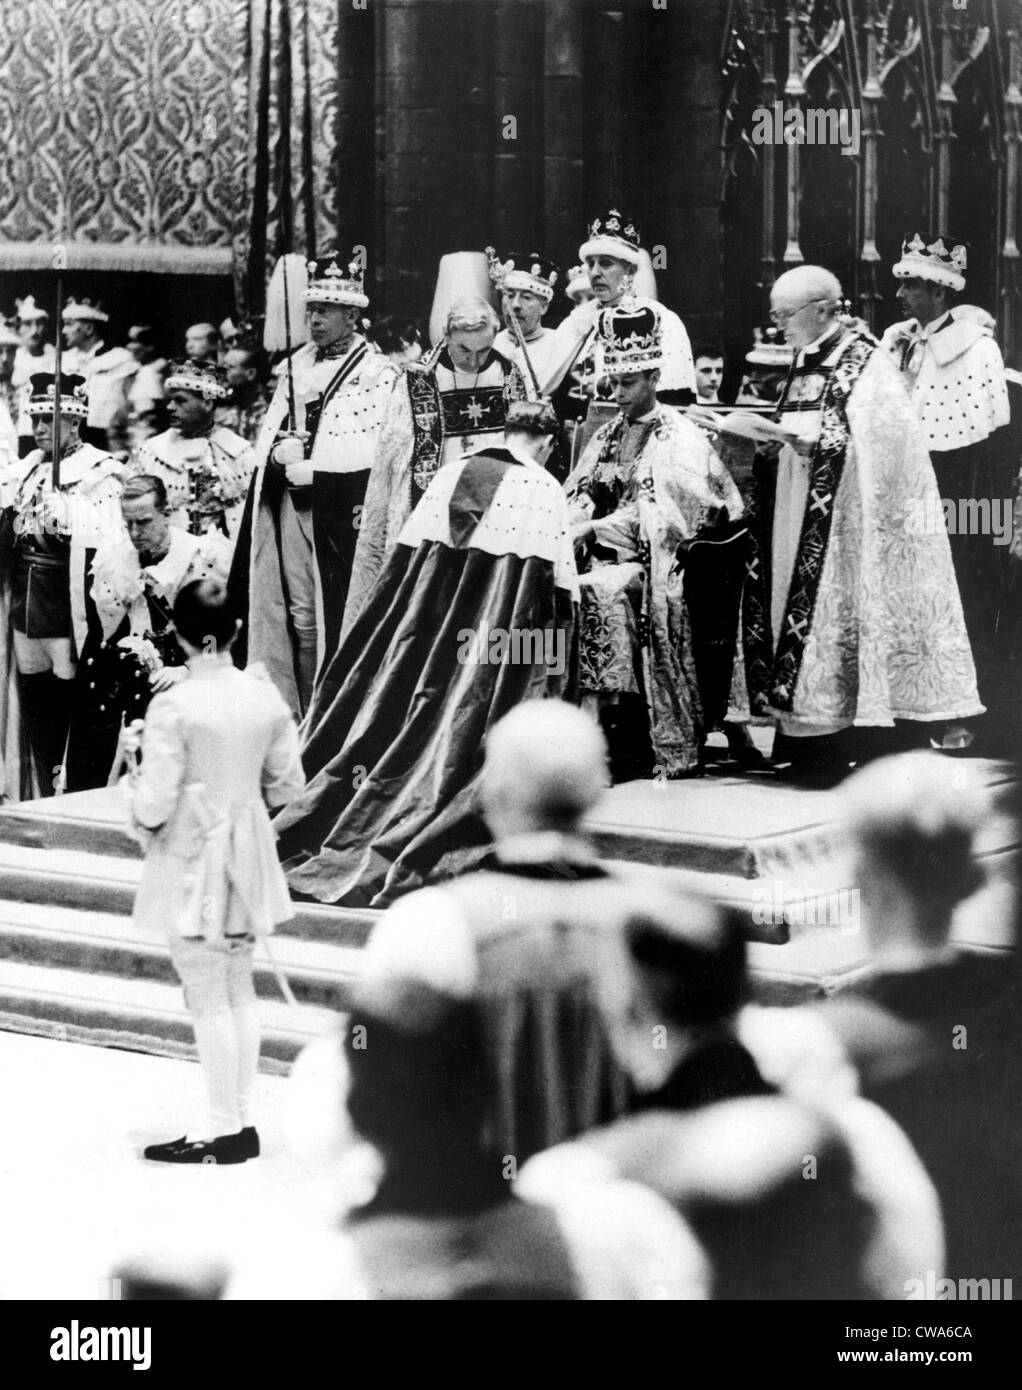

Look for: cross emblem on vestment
[464,396,485,426]
[809,489,832,516]
[786,614,809,639]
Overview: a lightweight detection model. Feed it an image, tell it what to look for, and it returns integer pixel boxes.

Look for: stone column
[543,0,584,272]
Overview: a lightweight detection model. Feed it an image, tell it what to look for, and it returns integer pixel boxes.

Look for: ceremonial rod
[280,252,298,430]
[507,306,543,400]
[52,270,63,489]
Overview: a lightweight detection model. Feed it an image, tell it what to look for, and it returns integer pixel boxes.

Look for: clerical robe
[273,441,577,908]
[742,327,982,732]
[566,404,743,776]
[342,345,526,637]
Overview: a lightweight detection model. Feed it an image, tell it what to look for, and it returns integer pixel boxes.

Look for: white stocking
[232,1001,262,1128]
[191,1007,242,1138]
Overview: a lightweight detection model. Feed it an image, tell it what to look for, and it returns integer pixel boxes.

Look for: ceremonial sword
[52,270,63,488]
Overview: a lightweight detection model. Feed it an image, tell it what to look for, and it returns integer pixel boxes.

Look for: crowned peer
[881,233,1011,752]
[61,297,137,457]
[564,264,595,307]
[0,372,124,795]
[130,357,254,544]
[547,209,696,441]
[228,249,398,718]
[0,318,28,468]
[13,296,55,388]
[486,248,562,393]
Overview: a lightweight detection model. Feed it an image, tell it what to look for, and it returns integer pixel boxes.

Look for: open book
[686,404,801,447]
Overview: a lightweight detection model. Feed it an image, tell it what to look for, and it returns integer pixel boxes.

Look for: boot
[17,671,74,796]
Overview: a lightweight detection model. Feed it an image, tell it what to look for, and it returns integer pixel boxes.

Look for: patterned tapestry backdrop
[0,0,340,301]
[236,0,341,314]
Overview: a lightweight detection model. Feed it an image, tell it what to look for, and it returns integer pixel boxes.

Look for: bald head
[482,701,608,839]
[772,265,842,307]
[770,265,843,349]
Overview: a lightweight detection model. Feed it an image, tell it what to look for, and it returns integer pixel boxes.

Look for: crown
[484,247,559,301]
[579,208,641,266]
[62,297,109,323]
[302,249,369,309]
[893,232,968,291]
[16,295,48,323]
[164,357,230,402]
[27,372,89,417]
[598,301,663,374]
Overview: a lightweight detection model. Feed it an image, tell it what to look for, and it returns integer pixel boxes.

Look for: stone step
[586,762,1021,881]
[747,875,1018,1005]
[1,765,1015,1067]
[0,791,140,860]
[0,958,339,1070]
[0,840,376,945]
[0,898,362,1011]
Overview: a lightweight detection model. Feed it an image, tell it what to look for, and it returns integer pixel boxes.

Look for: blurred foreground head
[481,700,608,840]
[343,998,492,1180]
[598,893,749,1093]
[841,751,984,954]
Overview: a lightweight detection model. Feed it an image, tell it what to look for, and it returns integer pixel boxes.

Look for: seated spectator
[184,322,220,364]
[693,344,724,404]
[215,344,270,445]
[520,895,944,1299]
[125,325,168,447]
[814,751,1022,1286]
[227,989,708,1299]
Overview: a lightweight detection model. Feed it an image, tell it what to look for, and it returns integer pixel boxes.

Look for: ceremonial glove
[270,431,310,469]
[42,492,71,534]
[270,431,314,487]
[284,458,314,487]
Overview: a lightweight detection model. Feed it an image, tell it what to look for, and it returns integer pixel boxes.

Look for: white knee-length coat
[128,656,304,942]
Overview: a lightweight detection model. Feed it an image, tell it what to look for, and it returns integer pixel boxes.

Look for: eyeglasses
[770,301,819,325]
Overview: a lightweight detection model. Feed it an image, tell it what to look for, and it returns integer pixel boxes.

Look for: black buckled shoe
[142,1135,190,1161]
[143,1128,260,1165]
